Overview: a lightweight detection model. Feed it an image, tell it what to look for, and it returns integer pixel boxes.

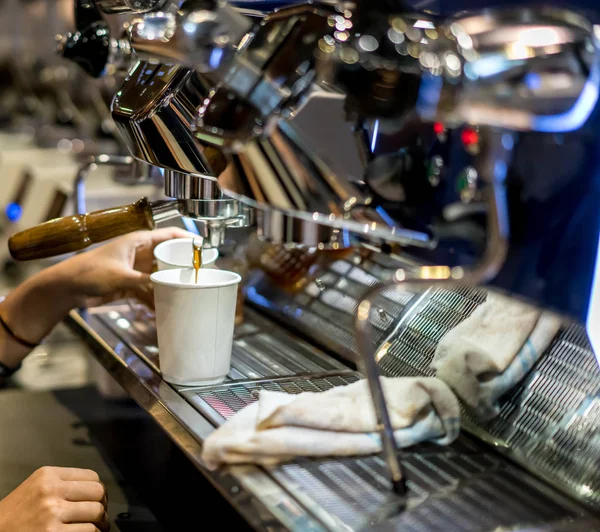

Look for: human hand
[0,227,197,362]
[0,466,109,532]
[59,227,194,308]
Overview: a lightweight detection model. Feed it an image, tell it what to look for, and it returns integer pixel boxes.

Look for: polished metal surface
[111,60,223,177]
[44,0,600,524]
[147,197,254,246]
[163,169,243,245]
[195,5,335,147]
[477,326,600,509]
[187,207,254,247]
[38,0,600,321]
[182,198,239,220]
[110,58,256,241]
[257,210,350,249]
[66,308,327,531]
[147,199,181,225]
[67,303,600,530]
[373,285,600,510]
[180,373,361,426]
[128,4,251,71]
[164,170,223,201]
[56,0,600,321]
[377,286,487,378]
[449,9,599,131]
[95,0,167,14]
[220,105,433,249]
[318,9,599,132]
[246,251,419,361]
[90,305,348,381]
[245,244,600,509]
[269,440,590,532]
[352,195,509,495]
[204,5,600,252]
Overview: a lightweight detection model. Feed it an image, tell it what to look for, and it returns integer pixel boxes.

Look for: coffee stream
[192,238,203,283]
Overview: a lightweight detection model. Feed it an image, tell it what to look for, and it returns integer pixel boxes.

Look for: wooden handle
[8,198,155,261]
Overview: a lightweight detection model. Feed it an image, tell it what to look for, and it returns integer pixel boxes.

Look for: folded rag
[202,377,460,469]
[431,291,562,420]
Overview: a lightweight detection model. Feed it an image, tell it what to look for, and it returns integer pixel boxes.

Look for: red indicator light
[461,128,479,148]
[433,122,445,135]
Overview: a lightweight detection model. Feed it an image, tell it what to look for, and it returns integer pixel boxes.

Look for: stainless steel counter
[66,303,600,531]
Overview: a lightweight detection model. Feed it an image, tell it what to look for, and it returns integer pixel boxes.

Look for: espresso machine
[7,0,600,529]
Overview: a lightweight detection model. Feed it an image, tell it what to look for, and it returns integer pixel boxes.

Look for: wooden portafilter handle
[8,198,155,261]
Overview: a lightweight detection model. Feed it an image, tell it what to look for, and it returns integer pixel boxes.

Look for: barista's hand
[64,227,194,308]
[0,228,196,368]
[0,466,109,532]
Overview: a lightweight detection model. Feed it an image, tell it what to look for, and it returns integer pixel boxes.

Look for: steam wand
[353,129,512,498]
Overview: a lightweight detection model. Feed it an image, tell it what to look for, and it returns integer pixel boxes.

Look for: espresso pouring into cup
[153,237,218,272]
[192,237,203,284]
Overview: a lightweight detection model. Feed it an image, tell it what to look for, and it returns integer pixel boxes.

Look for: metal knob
[57,0,112,78]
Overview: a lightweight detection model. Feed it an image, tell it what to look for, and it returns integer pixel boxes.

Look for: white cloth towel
[202,377,460,469]
[431,292,562,420]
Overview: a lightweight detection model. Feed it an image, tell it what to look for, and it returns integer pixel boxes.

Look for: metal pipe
[74,154,134,214]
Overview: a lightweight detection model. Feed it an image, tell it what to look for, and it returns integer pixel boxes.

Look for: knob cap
[58,22,111,78]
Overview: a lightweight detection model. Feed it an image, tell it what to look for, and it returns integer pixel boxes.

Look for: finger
[65,525,102,531]
[150,228,198,247]
[135,227,196,249]
[58,469,101,482]
[62,501,106,524]
[62,481,106,503]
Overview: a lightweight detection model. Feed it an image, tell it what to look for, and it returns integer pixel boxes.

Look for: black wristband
[0,310,39,349]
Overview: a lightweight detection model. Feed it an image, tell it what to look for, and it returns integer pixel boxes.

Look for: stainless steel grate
[269,438,588,531]
[92,306,347,381]
[478,326,600,507]
[378,287,486,378]
[81,290,600,529]
[180,370,591,530]
[180,373,361,425]
[375,287,600,509]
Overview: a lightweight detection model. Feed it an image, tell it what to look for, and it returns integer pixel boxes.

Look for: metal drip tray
[90,305,347,381]
[70,299,600,530]
[480,325,600,507]
[180,373,361,426]
[179,372,592,531]
[377,286,487,378]
[270,441,587,531]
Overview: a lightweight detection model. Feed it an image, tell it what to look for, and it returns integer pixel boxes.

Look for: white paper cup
[154,238,219,271]
[151,268,241,386]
